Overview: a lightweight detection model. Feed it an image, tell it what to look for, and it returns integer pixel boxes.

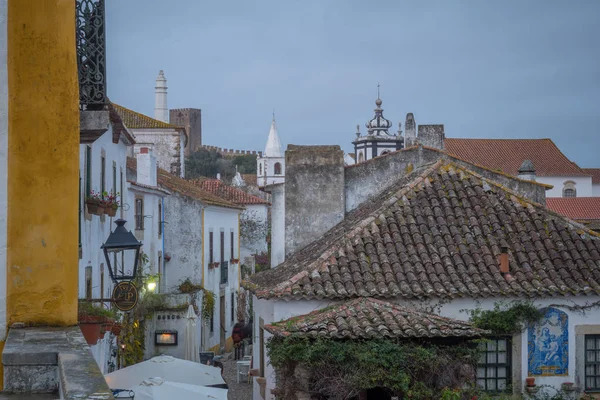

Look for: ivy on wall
[465,301,544,335]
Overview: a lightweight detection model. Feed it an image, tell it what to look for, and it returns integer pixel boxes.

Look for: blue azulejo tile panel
[528,307,568,376]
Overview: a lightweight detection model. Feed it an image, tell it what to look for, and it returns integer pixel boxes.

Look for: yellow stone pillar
[6,0,79,326]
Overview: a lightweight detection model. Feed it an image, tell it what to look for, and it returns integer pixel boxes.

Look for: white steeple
[264,115,283,158]
[154,70,168,123]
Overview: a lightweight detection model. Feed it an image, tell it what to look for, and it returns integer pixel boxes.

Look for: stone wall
[163,191,204,292]
[285,145,345,256]
[346,146,547,213]
[418,124,445,150]
[170,108,202,157]
[131,129,183,177]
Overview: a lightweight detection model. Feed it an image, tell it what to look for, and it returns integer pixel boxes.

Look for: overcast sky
[106,0,600,168]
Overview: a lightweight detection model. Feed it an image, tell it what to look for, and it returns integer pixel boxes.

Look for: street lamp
[101,219,142,283]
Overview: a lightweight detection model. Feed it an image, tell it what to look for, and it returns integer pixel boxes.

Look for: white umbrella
[184,305,200,362]
[128,378,227,400]
[105,355,225,389]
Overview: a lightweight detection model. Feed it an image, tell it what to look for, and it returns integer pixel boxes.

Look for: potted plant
[103,191,120,217]
[230,258,240,264]
[85,190,104,216]
[526,377,535,387]
[78,302,117,345]
[111,323,123,337]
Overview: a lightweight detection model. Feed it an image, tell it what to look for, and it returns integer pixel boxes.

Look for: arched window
[563,181,577,198]
[274,162,282,175]
[259,163,262,175]
[358,152,364,163]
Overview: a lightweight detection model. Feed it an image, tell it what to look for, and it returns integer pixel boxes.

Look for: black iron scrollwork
[76,0,107,109]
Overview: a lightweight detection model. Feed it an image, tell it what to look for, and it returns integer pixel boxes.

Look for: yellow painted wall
[6,0,79,326]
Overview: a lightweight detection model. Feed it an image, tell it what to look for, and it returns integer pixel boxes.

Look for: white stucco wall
[592,183,600,197]
[203,206,241,351]
[79,127,130,300]
[257,157,285,187]
[240,204,269,261]
[252,295,600,399]
[268,184,285,268]
[0,0,7,342]
[162,192,204,292]
[537,176,593,198]
[89,331,117,374]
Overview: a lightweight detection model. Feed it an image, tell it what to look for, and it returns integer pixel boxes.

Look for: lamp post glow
[101,219,142,283]
[146,281,157,292]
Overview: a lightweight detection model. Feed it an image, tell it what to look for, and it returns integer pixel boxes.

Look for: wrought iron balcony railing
[76,0,107,110]
[220,261,229,285]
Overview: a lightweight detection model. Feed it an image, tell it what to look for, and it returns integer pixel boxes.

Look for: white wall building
[155,168,244,354]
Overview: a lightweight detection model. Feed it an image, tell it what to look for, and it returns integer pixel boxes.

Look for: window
[220,231,225,262]
[563,181,577,198]
[85,265,92,300]
[119,169,124,218]
[586,335,600,392]
[112,161,117,194]
[158,201,162,236]
[100,155,106,194]
[477,337,511,392]
[85,146,92,196]
[210,314,214,334]
[209,232,214,264]
[135,198,144,230]
[259,163,262,175]
[230,231,234,259]
[358,152,364,163]
[231,292,235,322]
[100,263,105,299]
[274,162,282,175]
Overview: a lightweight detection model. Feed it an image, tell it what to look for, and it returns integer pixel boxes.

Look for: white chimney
[136,147,157,186]
[154,70,168,123]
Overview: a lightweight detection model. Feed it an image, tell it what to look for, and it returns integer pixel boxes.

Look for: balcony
[220,261,229,285]
[76,0,109,143]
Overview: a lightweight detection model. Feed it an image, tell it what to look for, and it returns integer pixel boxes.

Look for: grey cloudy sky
[106,0,600,167]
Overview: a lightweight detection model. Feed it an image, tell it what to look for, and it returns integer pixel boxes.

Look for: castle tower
[352,92,403,163]
[257,115,285,187]
[154,70,168,122]
[170,108,202,156]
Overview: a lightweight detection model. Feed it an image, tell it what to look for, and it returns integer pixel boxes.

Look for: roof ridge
[447,162,600,238]
[111,102,185,130]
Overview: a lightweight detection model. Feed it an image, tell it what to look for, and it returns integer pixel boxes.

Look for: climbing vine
[177,278,215,321]
[267,337,481,400]
[465,301,544,335]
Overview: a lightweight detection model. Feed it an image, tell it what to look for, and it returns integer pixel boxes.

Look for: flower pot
[79,322,103,345]
[526,377,535,387]
[106,207,117,217]
[86,200,102,215]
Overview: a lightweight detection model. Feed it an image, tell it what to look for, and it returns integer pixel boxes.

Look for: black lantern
[101,219,142,283]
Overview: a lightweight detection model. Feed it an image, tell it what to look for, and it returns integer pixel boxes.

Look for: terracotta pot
[86,200,101,215]
[79,322,103,345]
[105,207,117,217]
[526,377,535,387]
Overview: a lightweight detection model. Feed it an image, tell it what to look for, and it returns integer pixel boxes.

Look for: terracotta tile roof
[107,103,136,145]
[444,138,587,177]
[265,297,487,339]
[546,198,600,222]
[126,158,242,209]
[189,179,269,205]
[583,169,600,184]
[245,160,600,300]
[112,103,183,130]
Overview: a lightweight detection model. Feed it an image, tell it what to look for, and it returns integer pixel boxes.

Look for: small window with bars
[158,201,162,236]
[477,337,511,392]
[230,231,234,259]
[209,232,214,264]
[586,334,600,392]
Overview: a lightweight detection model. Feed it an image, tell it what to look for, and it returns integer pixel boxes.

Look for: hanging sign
[112,281,139,311]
